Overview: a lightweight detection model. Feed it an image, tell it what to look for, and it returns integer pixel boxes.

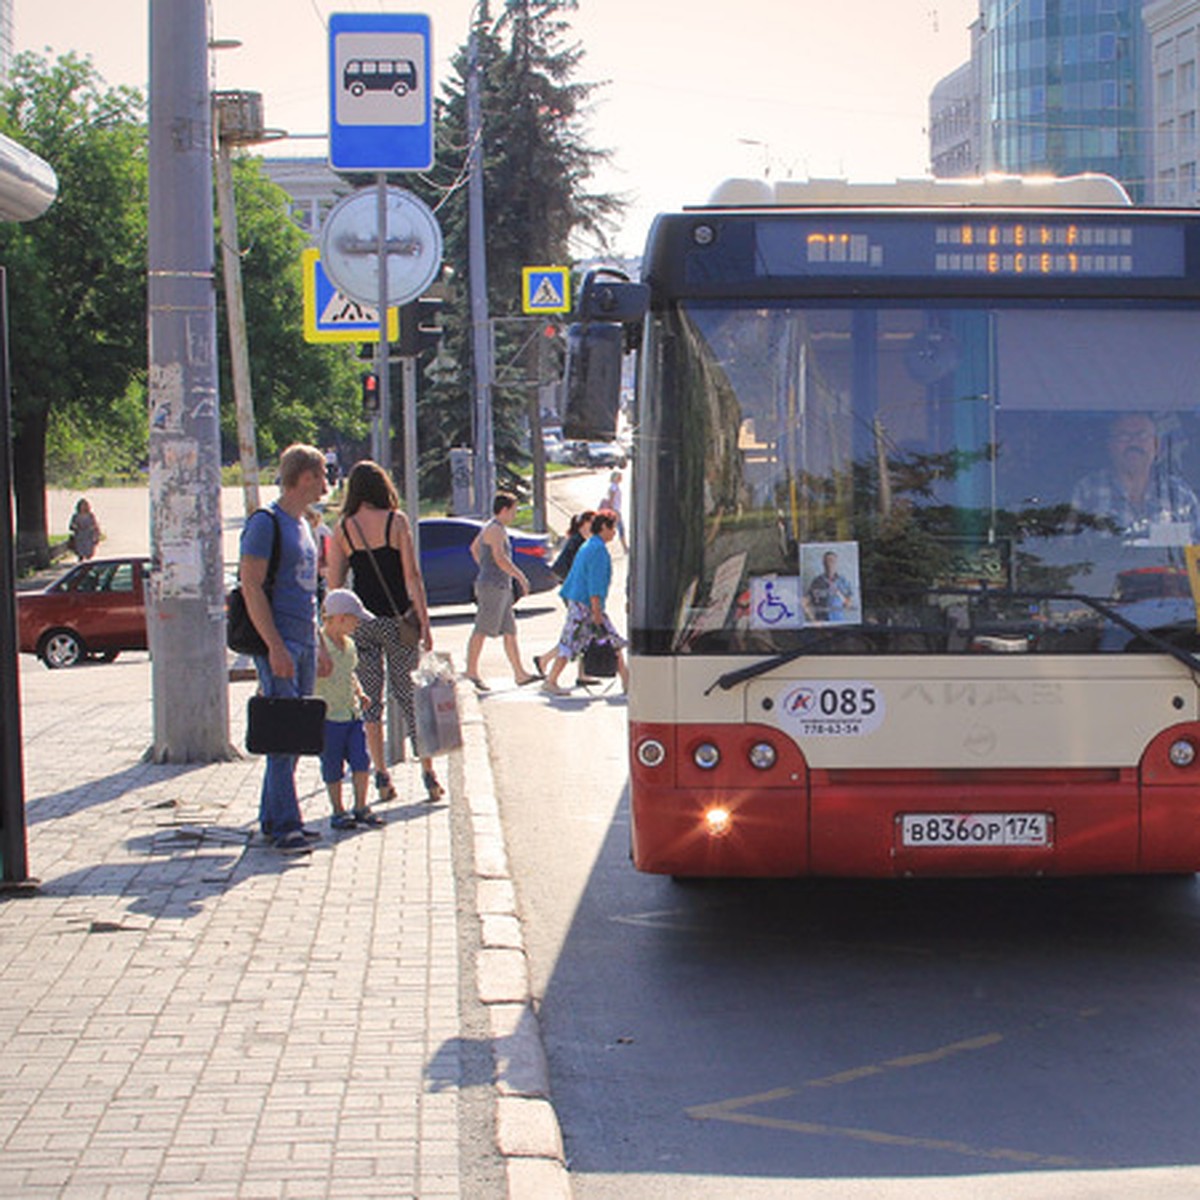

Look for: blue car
[418,518,558,607]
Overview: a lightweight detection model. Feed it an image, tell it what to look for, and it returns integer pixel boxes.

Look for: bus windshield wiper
[707,588,1200,694]
[706,629,848,694]
[1060,590,1200,675]
[706,621,948,694]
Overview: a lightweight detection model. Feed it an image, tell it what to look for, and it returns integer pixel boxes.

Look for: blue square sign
[329,13,433,173]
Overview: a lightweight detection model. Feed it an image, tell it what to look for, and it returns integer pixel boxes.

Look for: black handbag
[582,634,618,678]
[227,509,280,657]
[246,695,326,755]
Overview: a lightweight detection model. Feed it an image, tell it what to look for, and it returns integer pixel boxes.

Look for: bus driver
[1069,412,1200,542]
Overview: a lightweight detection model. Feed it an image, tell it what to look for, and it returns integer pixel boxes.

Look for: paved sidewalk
[0,654,568,1198]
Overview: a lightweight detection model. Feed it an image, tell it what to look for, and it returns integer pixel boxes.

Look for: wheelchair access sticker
[778,681,885,737]
[749,575,804,629]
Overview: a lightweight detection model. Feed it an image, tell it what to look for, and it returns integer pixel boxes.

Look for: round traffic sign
[319,186,442,308]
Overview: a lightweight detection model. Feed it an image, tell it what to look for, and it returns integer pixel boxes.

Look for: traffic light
[361,371,380,413]
[398,297,444,357]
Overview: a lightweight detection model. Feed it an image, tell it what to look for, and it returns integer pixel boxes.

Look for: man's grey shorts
[473,582,516,637]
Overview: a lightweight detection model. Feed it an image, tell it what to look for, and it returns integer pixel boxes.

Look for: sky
[13,0,980,255]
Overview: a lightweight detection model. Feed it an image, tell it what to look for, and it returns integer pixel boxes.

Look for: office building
[930,56,983,177]
[1145,0,1200,203]
[931,1,1152,201]
[260,156,353,243]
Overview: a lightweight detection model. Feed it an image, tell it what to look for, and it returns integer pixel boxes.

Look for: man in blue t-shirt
[239,443,330,853]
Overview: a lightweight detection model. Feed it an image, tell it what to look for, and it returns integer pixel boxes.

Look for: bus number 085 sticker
[779,681,884,736]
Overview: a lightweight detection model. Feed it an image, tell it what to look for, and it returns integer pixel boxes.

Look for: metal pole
[213,122,261,516]
[147,0,232,761]
[375,174,406,764]
[398,350,420,758]
[0,268,31,886]
[467,8,494,512]
[531,388,546,532]
[375,173,392,473]
[402,355,421,557]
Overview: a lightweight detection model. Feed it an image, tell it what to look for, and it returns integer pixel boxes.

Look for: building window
[1159,119,1176,165]
[1182,161,1197,202]
[1159,69,1176,109]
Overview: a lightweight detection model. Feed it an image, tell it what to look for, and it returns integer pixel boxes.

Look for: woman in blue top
[541,511,629,695]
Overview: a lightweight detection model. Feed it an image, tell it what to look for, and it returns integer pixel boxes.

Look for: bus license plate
[900,813,1050,848]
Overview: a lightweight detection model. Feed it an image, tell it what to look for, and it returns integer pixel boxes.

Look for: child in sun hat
[316,589,384,829]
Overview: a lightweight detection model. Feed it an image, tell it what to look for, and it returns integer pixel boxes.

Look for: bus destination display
[754,217,1187,280]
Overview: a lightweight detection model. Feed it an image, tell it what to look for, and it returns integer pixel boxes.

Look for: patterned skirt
[554,600,626,660]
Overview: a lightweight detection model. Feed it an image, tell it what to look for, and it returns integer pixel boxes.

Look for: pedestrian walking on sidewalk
[550,509,594,582]
[239,443,331,854]
[326,460,445,805]
[600,470,627,552]
[542,510,629,695]
[534,510,600,684]
[68,498,101,560]
[315,589,382,830]
[463,491,541,691]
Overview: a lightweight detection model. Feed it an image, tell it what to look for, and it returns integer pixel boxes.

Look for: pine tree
[413,0,623,501]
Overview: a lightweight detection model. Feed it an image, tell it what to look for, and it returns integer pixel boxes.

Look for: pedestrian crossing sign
[302,248,399,343]
[521,265,571,314]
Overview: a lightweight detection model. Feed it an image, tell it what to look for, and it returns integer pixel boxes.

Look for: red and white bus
[567,175,1200,878]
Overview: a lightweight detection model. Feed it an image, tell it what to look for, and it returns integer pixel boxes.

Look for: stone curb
[458,682,573,1199]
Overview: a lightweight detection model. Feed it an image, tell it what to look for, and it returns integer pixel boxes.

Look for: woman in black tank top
[326,460,443,803]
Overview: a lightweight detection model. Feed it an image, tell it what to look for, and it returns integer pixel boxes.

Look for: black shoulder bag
[227,508,280,657]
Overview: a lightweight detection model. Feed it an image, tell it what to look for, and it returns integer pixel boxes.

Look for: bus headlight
[693,742,720,770]
[704,807,732,837]
[636,738,666,768]
[748,741,777,770]
[1169,739,1197,768]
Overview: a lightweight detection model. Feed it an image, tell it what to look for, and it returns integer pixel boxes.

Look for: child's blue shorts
[321,718,370,783]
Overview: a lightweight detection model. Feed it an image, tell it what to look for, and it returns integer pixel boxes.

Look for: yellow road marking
[690,1108,1086,1168]
[686,1017,1103,1169]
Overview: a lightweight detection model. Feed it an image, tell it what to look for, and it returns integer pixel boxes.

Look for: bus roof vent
[706,173,1132,209]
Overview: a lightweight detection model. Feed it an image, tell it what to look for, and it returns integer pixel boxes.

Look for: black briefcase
[246,696,327,756]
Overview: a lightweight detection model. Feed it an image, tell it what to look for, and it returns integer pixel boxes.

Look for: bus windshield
[634,300,1200,657]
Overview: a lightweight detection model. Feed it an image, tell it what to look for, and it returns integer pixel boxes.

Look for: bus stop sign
[329,12,433,172]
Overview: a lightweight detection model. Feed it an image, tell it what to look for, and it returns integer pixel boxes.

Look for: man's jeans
[253,636,316,839]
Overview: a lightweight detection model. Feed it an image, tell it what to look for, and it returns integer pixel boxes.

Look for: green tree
[216,156,366,464]
[414,0,622,498]
[0,51,146,565]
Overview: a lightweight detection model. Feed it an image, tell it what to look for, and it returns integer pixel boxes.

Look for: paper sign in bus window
[674,553,747,650]
[800,541,862,626]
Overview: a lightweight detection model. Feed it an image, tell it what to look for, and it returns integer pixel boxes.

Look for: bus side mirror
[577,271,649,324]
[563,323,623,440]
[562,268,649,440]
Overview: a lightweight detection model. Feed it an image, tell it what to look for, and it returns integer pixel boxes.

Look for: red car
[18,557,150,668]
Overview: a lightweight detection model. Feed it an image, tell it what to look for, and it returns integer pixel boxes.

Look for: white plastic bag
[412,651,463,758]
